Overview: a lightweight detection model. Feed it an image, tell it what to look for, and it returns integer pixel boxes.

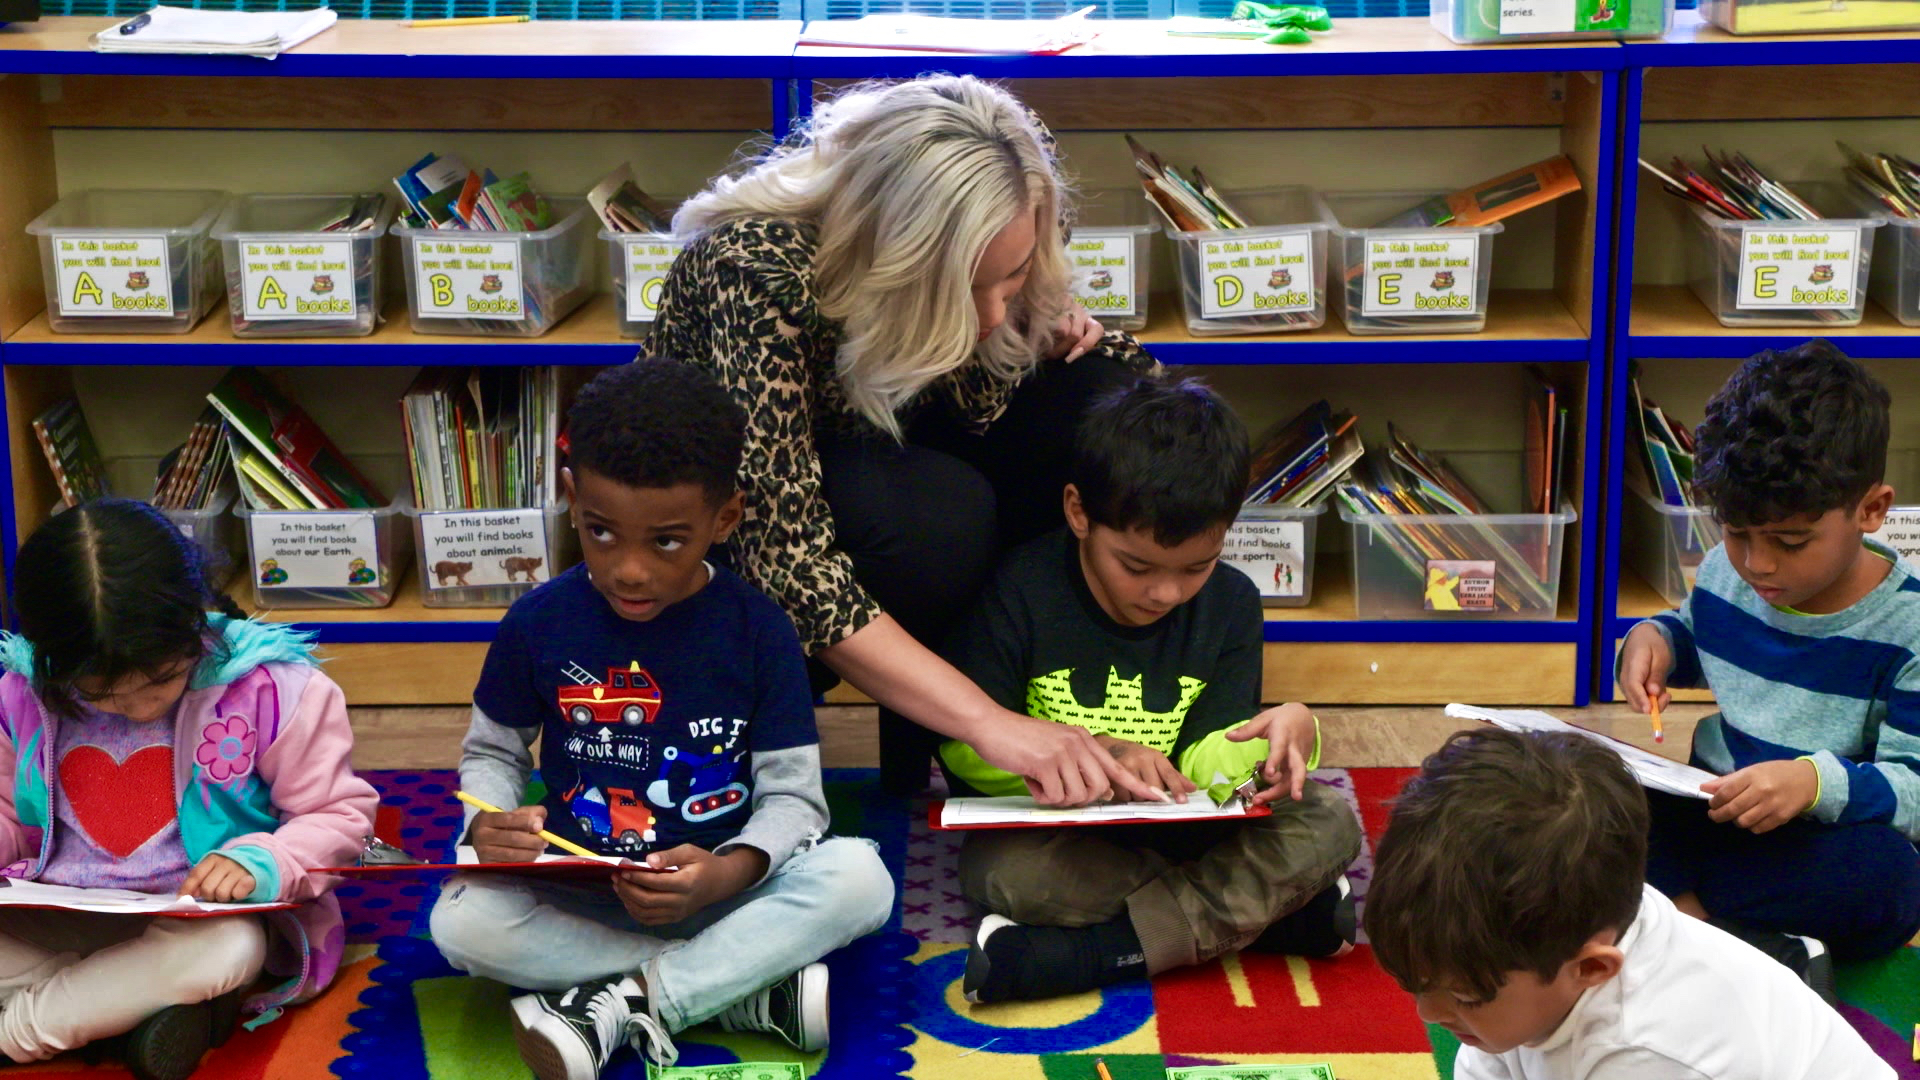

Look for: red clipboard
[928,798,1272,832]
[312,856,677,881]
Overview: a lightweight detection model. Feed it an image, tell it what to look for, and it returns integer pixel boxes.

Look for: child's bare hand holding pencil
[469,806,553,863]
[1619,623,1674,717]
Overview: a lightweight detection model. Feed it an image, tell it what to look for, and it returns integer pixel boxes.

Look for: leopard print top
[643,216,1155,655]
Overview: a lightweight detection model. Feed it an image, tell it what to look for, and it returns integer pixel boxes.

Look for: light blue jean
[429,837,893,1032]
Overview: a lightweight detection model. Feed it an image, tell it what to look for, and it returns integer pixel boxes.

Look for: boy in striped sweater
[1618,341,1920,989]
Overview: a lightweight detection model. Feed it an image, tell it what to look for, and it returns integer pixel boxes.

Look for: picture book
[1376,155,1583,229]
[400,366,562,510]
[588,164,672,234]
[32,398,110,508]
[207,367,385,511]
[1640,150,1819,222]
[152,404,233,512]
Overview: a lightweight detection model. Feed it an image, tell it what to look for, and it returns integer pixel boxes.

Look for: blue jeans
[429,838,893,1031]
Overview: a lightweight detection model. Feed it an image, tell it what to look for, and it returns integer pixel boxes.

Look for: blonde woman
[647,75,1160,805]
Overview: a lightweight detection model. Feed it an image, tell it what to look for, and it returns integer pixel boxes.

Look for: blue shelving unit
[1597,13,1920,701]
[0,18,1621,704]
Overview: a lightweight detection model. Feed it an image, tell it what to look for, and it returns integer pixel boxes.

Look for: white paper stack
[1445,703,1717,800]
[798,10,1098,54]
[92,6,339,58]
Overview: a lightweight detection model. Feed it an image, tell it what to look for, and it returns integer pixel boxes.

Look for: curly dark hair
[1071,374,1251,546]
[1693,341,1890,528]
[1365,727,1648,1003]
[13,498,248,718]
[567,359,747,503]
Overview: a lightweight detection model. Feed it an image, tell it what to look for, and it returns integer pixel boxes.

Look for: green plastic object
[1227,0,1333,44]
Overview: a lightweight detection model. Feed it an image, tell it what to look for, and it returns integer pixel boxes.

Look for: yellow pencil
[1094,1058,1114,1080]
[1911,1022,1918,1063]
[454,790,599,859]
[1651,699,1664,744]
[407,14,530,27]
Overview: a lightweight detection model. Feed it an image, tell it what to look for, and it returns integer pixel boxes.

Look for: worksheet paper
[938,794,1256,828]
[0,879,294,917]
[1445,703,1715,800]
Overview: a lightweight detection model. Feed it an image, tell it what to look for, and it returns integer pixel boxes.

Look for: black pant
[810,354,1141,794]
[1646,787,1920,960]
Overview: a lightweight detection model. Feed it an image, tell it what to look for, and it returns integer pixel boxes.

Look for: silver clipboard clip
[1229,766,1263,810]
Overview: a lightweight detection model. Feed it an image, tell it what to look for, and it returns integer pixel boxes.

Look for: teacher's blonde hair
[674,75,1072,439]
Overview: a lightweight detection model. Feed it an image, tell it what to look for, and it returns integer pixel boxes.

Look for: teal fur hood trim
[0,616,317,688]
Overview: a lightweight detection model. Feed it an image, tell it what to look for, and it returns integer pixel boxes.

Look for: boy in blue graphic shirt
[430,360,893,1080]
[1618,341,1920,987]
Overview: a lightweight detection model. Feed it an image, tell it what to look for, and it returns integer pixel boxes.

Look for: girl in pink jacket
[0,498,377,1080]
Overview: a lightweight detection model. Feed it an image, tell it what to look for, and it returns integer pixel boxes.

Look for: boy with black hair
[949,375,1362,1003]
[1618,341,1920,975]
[430,359,894,1080]
[1367,727,1887,1079]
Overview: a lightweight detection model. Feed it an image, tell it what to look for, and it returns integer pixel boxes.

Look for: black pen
[118,12,151,34]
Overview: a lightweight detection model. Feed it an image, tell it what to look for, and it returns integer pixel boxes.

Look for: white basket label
[1068,229,1139,318]
[54,236,173,317]
[1198,232,1315,317]
[418,509,552,591]
[413,237,524,320]
[248,512,379,590]
[1361,234,1479,317]
[623,236,683,324]
[1735,225,1860,310]
[239,239,356,321]
[1224,518,1308,599]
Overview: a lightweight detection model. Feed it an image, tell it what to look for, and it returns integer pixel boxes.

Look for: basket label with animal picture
[52,235,175,317]
[1734,224,1862,311]
[238,238,356,321]
[1066,229,1140,318]
[410,236,525,322]
[1361,233,1480,317]
[417,507,554,592]
[245,511,380,590]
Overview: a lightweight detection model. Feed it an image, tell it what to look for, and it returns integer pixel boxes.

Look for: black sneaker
[963,914,1148,1004]
[1710,920,1836,1006]
[123,988,244,1080]
[1249,876,1357,959]
[716,962,829,1052]
[510,976,676,1080]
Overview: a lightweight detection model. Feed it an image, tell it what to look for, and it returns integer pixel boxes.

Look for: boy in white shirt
[1365,727,1890,1080]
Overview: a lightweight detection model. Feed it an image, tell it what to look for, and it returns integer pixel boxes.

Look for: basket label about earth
[240,239,356,321]
[54,236,172,317]
[418,509,552,591]
[1735,225,1860,310]
[412,237,524,320]
[1362,233,1479,317]
[1224,518,1309,599]
[248,512,379,590]
[1068,229,1139,318]
[1199,232,1315,317]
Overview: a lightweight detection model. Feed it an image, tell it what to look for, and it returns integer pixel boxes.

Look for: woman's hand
[1050,305,1104,363]
[971,712,1160,807]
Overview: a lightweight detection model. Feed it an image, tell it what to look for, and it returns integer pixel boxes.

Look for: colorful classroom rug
[7,766,1919,1078]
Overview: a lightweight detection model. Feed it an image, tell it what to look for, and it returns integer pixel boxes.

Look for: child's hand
[182,852,257,903]
[1225,702,1316,804]
[469,805,550,863]
[1094,735,1195,803]
[1618,623,1673,716]
[1703,759,1820,834]
[613,845,768,926]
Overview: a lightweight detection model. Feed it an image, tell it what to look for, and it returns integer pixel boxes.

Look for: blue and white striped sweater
[1639,538,1920,841]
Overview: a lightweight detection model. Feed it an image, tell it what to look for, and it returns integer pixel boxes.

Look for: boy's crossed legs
[432,837,893,1077]
[959,782,1361,1000]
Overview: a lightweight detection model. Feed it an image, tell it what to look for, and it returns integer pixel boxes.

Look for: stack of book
[152,405,233,512]
[1640,149,1820,221]
[400,367,562,510]
[1841,141,1920,218]
[587,165,671,234]
[32,399,110,509]
[393,153,553,233]
[1626,373,1712,540]
[208,367,386,511]
[1244,400,1364,509]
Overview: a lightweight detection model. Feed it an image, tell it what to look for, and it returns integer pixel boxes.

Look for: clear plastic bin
[403,501,577,609]
[1322,190,1503,336]
[1624,486,1720,607]
[1068,189,1160,333]
[26,189,227,334]
[1224,503,1325,608]
[1432,0,1673,42]
[235,496,412,610]
[1685,184,1881,328]
[602,230,682,339]
[211,194,395,339]
[1339,502,1576,620]
[1840,186,1920,327]
[50,492,240,589]
[395,198,593,338]
[1699,0,1920,34]
[1168,187,1329,337]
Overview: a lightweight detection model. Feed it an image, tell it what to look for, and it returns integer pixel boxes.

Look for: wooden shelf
[1628,284,1920,358]
[1260,551,1581,643]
